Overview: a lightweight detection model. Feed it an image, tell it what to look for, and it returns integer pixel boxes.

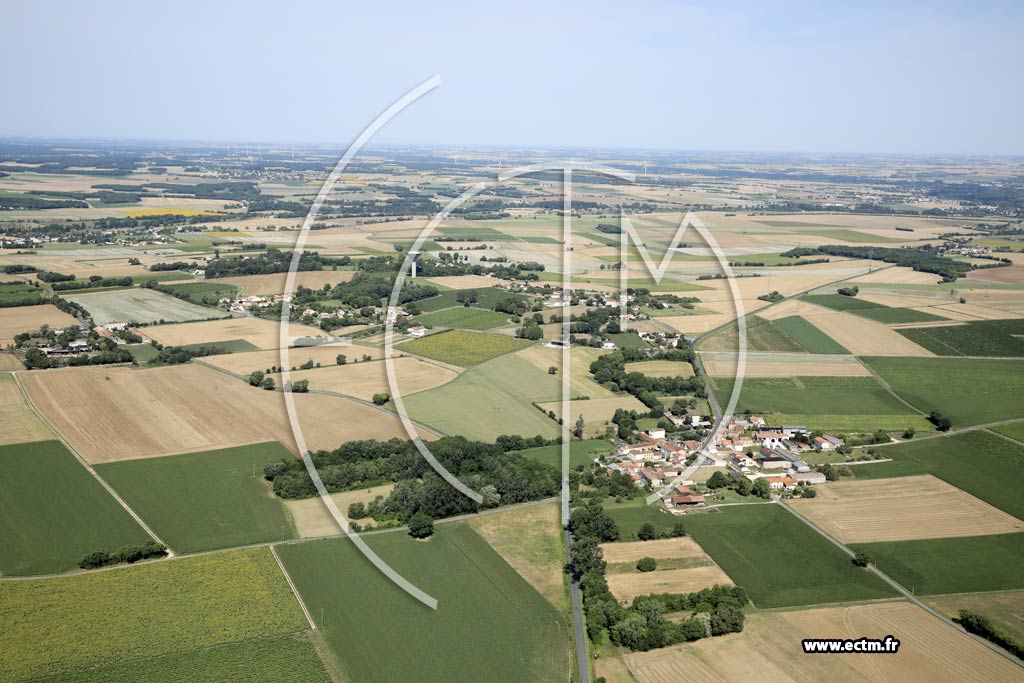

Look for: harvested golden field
[658,298,770,335]
[759,300,933,356]
[0,373,53,444]
[601,537,732,603]
[290,356,458,400]
[217,270,356,296]
[0,353,23,370]
[789,475,1024,543]
[595,601,1023,683]
[0,305,78,346]
[201,344,382,375]
[145,317,330,350]
[701,351,870,377]
[19,364,413,463]
[606,567,733,605]
[857,293,958,310]
[850,267,943,285]
[468,502,567,611]
[624,360,695,378]
[516,345,615,398]
[932,302,1024,321]
[537,396,647,436]
[285,483,395,538]
[602,537,711,564]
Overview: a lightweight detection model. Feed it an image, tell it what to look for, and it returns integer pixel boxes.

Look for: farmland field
[276,523,572,683]
[415,286,516,312]
[537,396,649,437]
[218,269,356,296]
[700,315,806,353]
[852,532,1024,594]
[895,318,1024,356]
[926,591,1024,646]
[594,601,1023,683]
[853,307,947,323]
[711,375,918,420]
[285,483,395,538]
[772,315,850,353]
[511,438,612,469]
[0,281,44,306]
[0,547,309,681]
[759,299,934,356]
[624,359,695,377]
[762,413,933,431]
[159,280,241,305]
[20,363,412,462]
[993,422,1024,442]
[40,634,331,683]
[202,344,380,375]
[675,504,896,607]
[0,440,151,576]
[95,442,296,553]
[467,502,568,610]
[0,372,53,444]
[400,350,561,440]
[414,306,510,330]
[700,351,870,378]
[0,303,78,346]
[851,431,1024,521]
[864,356,1024,426]
[64,288,228,324]
[789,475,1024,543]
[398,329,535,366]
[144,316,329,350]
[803,294,888,312]
[291,356,458,401]
[601,537,732,603]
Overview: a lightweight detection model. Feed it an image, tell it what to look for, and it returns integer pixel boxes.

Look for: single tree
[636,557,657,572]
[408,512,434,539]
[637,522,657,541]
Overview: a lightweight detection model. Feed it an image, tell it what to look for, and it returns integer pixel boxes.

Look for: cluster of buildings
[604,417,839,507]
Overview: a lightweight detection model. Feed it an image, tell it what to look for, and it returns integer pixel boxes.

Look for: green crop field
[0,440,151,576]
[762,413,933,432]
[895,319,1024,356]
[398,329,535,366]
[276,523,572,683]
[789,229,909,243]
[864,356,1024,426]
[416,287,518,312]
[773,315,850,353]
[512,438,613,469]
[37,634,331,683]
[993,422,1024,443]
[95,443,296,554]
[851,430,1024,520]
[852,533,1024,595]
[0,548,308,681]
[702,316,807,353]
[415,306,510,330]
[401,350,561,440]
[437,226,517,240]
[607,332,652,349]
[0,282,45,306]
[160,280,242,305]
[853,307,947,323]
[712,376,917,420]
[636,504,895,607]
[63,288,228,325]
[803,294,887,311]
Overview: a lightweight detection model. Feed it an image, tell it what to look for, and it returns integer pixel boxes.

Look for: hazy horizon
[5,1,1023,156]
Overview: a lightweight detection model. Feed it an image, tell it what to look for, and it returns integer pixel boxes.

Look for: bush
[408,512,434,539]
[852,551,873,568]
[372,392,390,405]
[348,502,367,519]
[671,522,686,537]
[261,376,276,391]
[636,557,657,572]
[637,522,657,541]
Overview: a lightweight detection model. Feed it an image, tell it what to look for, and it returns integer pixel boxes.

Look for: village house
[766,475,797,491]
[406,324,427,338]
[792,471,827,485]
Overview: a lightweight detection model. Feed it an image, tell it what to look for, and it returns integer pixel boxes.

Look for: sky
[4,0,1023,155]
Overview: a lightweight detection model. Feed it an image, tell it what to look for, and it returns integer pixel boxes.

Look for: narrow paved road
[563,491,591,683]
[776,497,1024,669]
